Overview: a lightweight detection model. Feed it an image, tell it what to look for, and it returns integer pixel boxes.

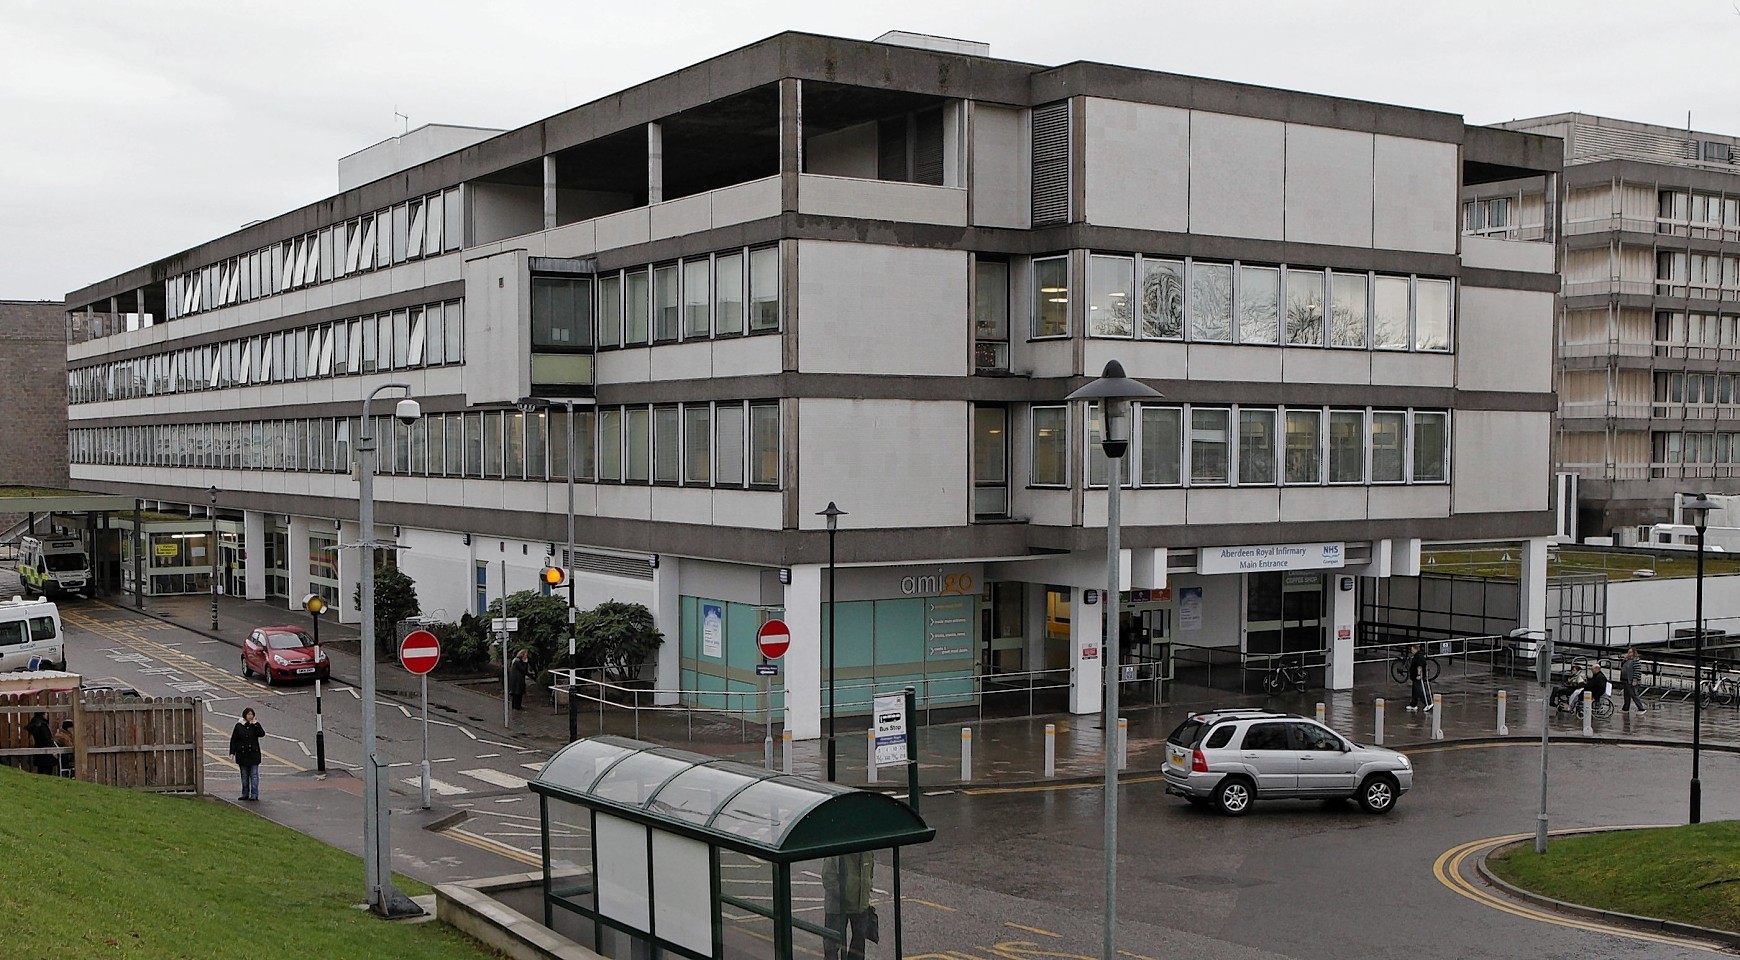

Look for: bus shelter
[531,735,934,960]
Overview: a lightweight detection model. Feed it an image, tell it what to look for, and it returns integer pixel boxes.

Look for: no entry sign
[399,629,442,676]
[757,619,791,660]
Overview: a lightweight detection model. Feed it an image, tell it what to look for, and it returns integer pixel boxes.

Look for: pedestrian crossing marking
[407,777,470,796]
[460,768,529,790]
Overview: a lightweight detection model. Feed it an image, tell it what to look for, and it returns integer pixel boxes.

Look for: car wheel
[1214,777,1254,817]
[1358,773,1399,814]
[262,667,275,687]
[241,657,252,679]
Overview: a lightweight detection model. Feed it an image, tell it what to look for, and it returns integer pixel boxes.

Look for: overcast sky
[6,0,1739,302]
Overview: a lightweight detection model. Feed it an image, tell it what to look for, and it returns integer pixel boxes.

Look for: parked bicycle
[1389,647,1440,684]
[1697,663,1738,707]
[1261,654,1310,696]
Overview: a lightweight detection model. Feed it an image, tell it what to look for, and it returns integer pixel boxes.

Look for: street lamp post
[1509,625,1554,853]
[817,502,846,782]
[1682,493,1717,824]
[354,383,422,918]
[303,594,327,773]
[208,486,219,631]
[1067,360,1163,960]
[519,396,588,743]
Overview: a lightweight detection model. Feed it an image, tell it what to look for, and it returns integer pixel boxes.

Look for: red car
[241,626,328,685]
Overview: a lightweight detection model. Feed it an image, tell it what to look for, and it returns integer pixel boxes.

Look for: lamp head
[1682,493,1718,534]
[816,501,846,532]
[302,593,326,617]
[1066,360,1163,461]
[515,396,543,415]
[394,398,422,424]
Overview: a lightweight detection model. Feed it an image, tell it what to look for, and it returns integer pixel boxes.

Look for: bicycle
[1389,648,1441,684]
[1261,654,1309,696]
[1697,664,1738,707]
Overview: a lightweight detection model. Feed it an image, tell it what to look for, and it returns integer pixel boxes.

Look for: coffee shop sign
[1199,542,1344,575]
[901,572,975,597]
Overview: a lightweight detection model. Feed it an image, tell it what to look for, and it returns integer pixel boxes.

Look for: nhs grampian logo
[1322,543,1343,564]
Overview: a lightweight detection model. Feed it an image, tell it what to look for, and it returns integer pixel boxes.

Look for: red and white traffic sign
[756,619,791,660]
[399,630,442,676]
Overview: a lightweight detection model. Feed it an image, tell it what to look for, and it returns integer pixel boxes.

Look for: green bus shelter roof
[531,735,934,861]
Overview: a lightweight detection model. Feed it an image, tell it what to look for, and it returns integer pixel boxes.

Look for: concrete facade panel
[1456,287,1555,394]
[649,193,714,241]
[1280,348,1373,385]
[594,208,653,250]
[1178,487,1281,527]
[970,104,1028,229]
[796,398,964,530]
[1188,113,1284,241]
[650,486,715,527]
[1367,484,1451,520]
[710,488,782,530]
[795,241,967,376]
[1461,235,1556,274]
[1371,351,1454,388]
[1188,343,1282,382]
[460,249,530,406]
[1373,135,1458,254]
[1278,485,1371,521]
[1283,125,1374,248]
[796,176,967,227]
[708,177,781,227]
[1450,410,1551,515]
[1081,98,1189,233]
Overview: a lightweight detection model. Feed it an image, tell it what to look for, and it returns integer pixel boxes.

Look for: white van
[18,536,92,598]
[0,597,65,672]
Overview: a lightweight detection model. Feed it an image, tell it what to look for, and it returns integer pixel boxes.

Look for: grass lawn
[1488,822,1740,933]
[0,766,502,959]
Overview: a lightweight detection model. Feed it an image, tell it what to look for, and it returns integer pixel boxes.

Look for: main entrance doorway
[1245,571,1325,655]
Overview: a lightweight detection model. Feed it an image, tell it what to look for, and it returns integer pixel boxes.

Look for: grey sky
[5,0,1737,302]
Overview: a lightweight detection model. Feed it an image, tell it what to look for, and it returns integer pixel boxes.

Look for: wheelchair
[1549,684,1614,720]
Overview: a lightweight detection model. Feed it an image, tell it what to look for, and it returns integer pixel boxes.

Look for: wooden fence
[0,690,204,793]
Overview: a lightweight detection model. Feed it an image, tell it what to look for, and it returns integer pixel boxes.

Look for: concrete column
[942,100,965,187]
[1023,579,1047,674]
[243,510,267,600]
[334,520,359,624]
[288,515,313,614]
[784,564,823,739]
[1519,536,1549,635]
[650,561,679,706]
[1329,576,1357,690]
[1069,584,1104,715]
[646,122,663,205]
[778,78,800,212]
[542,154,557,230]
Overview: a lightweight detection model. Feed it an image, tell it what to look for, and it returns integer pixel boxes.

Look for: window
[1238,265,1279,344]
[574,409,596,481]
[1189,261,1232,342]
[1285,410,1322,484]
[749,247,780,332]
[1088,255,1134,337]
[1241,722,1290,751]
[1032,257,1069,338]
[1140,406,1182,485]
[1285,268,1325,346]
[653,264,680,342]
[1238,409,1277,485]
[1141,258,1185,339]
[652,406,679,483]
[532,277,592,347]
[598,409,622,482]
[714,253,744,336]
[683,259,710,339]
[599,272,623,347]
[748,402,780,485]
[1327,410,1365,483]
[624,269,650,345]
[484,411,505,478]
[463,413,484,477]
[625,407,651,482]
[1372,275,1410,349]
[1371,411,1406,483]
[1412,412,1448,482]
[1414,279,1451,351]
[975,259,1010,370]
[715,404,744,485]
[684,406,711,484]
[1030,406,1068,486]
[973,405,1008,518]
[1190,408,1230,484]
[1329,272,1368,348]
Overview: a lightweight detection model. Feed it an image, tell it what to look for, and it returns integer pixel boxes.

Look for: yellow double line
[1433,833,1724,953]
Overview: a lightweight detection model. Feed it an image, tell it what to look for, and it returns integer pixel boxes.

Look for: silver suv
[1162,709,1413,816]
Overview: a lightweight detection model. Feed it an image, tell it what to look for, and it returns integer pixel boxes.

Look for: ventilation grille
[1031,101,1071,225]
[1572,124,1739,167]
[564,549,654,581]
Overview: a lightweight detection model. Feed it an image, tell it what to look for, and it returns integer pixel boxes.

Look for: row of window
[1023,404,1450,488]
[1013,254,1452,351]
[1658,190,1740,229]
[163,188,464,324]
[531,246,782,350]
[69,300,464,404]
[1656,251,1740,293]
[1655,372,1740,406]
[1462,198,1512,232]
[69,401,784,488]
[1652,431,1740,465]
[1654,311,1740,346]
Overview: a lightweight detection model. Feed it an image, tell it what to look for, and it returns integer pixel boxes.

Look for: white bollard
[1044,723,1056,778]
[866,728,878,784]
[1431,693,1444,740]
[1374,698,1385,745]
[1497,690,1509,735]
[1315,701,1326,726]
[960,727,973,782]
[782,730,793,775]
[1118,717,1129,771]
[1582,691,1594,736]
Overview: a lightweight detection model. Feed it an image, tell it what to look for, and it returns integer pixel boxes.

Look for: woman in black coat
[229,707,265,801]
[25,712,55,775]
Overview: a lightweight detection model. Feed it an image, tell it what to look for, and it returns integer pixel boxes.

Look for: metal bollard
[1497,690,1509,735]
[1315,701,1326,726]
[1431,693,1444,740]
[1044,723,1056,778]
[960,727,973,782]
[866,728,878,784]
[782,730,793,775]
[1582,691,1594,736]
[1118,718,1129,771]
[1374,698,1385,745]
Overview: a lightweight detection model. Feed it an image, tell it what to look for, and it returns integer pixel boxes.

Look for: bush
[575,600,663,681]
[352,567,420,660]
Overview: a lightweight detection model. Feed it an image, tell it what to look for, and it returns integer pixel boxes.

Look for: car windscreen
[265,631,313,650]
[45,554,87,572]
[1166,718,1207,747]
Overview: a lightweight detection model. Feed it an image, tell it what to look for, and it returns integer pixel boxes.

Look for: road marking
[461,768,529,790]
[962,774,1166,796]
[440,826,541,866]
[1005,922,1061,938]
[407,777,470,796]
[521,761,545,772]
[1433,832,1726,953]
[902,898,957,912]
[476,753,500,759]
[493,797,524,804]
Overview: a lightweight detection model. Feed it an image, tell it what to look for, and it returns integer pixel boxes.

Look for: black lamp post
[817,501,846,782]
[1066,360,1164,960]
[304,593,327,773]
[1683,493,1717,824]
[208,486,219,631]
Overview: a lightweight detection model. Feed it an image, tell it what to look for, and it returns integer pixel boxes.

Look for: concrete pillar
[1519,536,1549,636]
[942,100,965,187]
[650,561,679,706]
[542,154,557,230]
[334,519,358,624]
[243,510,267,600]
[1329,575,1357,690]
[646,122,663,205]
[778,78,800,212]
[1069,584,1104,716]
[784,564,823,739]
[1022,579,1047,674]
[288,515,313,614]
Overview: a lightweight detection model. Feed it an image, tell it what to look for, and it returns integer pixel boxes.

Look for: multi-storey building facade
[63,31,1559,735]
[1480,113,1740,536]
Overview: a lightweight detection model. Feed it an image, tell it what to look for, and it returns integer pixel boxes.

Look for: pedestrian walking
[229,707,265,801]
[822,851,876,960]
[509,648,531,711]
[1406,643,1432,712]
[1620,647,1647,713]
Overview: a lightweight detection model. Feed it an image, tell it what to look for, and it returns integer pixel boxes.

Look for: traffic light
[540,563,566,588]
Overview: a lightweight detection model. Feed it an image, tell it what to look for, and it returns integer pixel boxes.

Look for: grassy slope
[0,766,501,960]
[1489,822,1740,933]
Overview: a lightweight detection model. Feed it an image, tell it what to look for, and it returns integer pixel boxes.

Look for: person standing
[822,851,875,960]
[508,648,531,711]
[25,712,55,775]
[229,708,265,801]
[1406,644,1431,712]
[1620,648,1647,713]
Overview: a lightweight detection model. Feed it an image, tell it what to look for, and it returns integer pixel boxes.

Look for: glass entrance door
[1245,572,1325,655]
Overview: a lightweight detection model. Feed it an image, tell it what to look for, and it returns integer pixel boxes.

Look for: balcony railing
[1563,216,1658,236]
[1560,401,1651,419]
[1560,339,1654,359]
[1562,280,1656,299]
[1557,462,1652,481]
